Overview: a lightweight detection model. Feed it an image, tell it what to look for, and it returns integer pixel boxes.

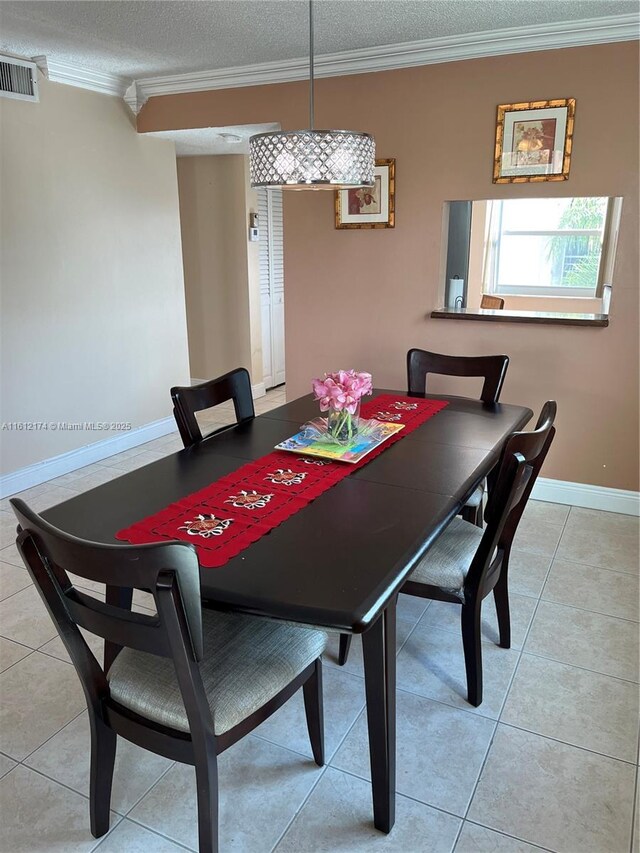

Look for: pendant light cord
[308,0,315,129]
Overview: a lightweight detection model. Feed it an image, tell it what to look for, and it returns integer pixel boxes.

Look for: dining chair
[171,367,255,449]
[403,400,556,705]
[406,348,510,526]
[336,349,513,668]
[340,401,556,705]
[480,294,505,310]
[11,499,326,853]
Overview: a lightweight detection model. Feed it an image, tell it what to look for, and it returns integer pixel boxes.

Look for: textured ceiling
[145,123,280,155]
[0,0,637,80]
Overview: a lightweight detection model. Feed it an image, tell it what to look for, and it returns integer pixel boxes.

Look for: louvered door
[258,189,285,389]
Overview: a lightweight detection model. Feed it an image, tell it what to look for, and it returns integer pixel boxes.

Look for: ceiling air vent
[0,55,39,102]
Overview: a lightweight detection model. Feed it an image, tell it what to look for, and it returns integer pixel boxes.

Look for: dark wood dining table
[43,389,532,834]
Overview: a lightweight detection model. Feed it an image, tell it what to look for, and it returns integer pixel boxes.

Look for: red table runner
[116,395,448,567]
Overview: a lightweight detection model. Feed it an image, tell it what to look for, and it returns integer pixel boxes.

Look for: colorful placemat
[116,395,448,567]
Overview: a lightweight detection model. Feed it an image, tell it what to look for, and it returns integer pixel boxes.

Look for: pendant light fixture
[249,0,375,190]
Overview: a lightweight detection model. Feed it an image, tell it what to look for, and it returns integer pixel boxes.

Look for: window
[483,197,611,297]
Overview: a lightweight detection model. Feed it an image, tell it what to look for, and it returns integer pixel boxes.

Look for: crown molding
[130,13,639,111]
[124,81,145,114]
[34,55,130,98]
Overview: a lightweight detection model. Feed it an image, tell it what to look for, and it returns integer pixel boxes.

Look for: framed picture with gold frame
[335,159,395,229]
[493,99,575,184]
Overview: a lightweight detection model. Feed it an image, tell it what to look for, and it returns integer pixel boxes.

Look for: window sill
[430,307,609,327]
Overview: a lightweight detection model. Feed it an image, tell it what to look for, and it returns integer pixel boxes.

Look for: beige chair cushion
[409,517,483,594]
[108,609,327,735]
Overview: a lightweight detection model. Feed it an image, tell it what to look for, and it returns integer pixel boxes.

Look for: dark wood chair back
[10,498,210,715]
[171,367,255,448]
[407,348,509,403]
[480,294,505,310]
[465,401,557,594]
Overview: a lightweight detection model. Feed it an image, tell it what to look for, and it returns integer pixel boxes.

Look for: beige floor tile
[0,584,58,648]
[323,617,417,676]
[397,591,432,623]
[25,711,174,816]
[154,435,185,454]
[103,448,145,465]
[525,600,639,681]
[0,764,119,853]
[512,518,563,557]
[19,485,80,513]
[132,588,155,610]
[0,510,19,549]
[422,593,537,650]
[199,402,231,420]
[332,690,496,816]
[556,507,639,574]
[397,624,519,719]
[0,637,32,672]
[135,436,172,453]
[108,450,167,473]
[255,665,365,761]
[455,822,545,852]
[276,766,461,852]
[45,462,113,488]
[522,500,570,527]
[507,550,553,599]
[501,654,640,762]
[0,559,32,600]
[70,467,124,493]
[68,572,106,595]
[132,601,157,616]
[0,651,85,759]
[39,627,104,665]
[542,558,640,621]
[129,736,322,851]
[468,725,635,852]
[0,542,25,567]
[92,819,187,852]
[0,752,17,778]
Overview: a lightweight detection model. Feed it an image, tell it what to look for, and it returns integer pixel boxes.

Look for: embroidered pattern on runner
[116,395,448,567]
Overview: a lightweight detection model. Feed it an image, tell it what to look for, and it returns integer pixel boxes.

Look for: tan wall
[176,155,256,383]
[140,41,640,490]
[0,78,190,476]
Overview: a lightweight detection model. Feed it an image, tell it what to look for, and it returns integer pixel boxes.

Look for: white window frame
[485,198,611,298]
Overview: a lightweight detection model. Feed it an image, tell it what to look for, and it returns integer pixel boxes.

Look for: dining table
[42,388,533,834]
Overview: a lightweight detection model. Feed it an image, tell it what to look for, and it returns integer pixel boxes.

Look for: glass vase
[326,401,361,445]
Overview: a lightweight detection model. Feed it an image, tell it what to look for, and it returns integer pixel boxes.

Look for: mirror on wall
[441,196,622,320]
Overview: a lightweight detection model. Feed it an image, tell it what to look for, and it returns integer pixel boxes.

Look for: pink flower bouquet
[312,370,373,444]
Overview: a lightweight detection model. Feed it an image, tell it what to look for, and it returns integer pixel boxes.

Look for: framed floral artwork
[335,159,395,229]
[493,99,576,183]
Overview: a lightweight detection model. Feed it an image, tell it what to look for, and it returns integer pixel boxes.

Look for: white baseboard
[0,416,177,499]
[532,477,639,516]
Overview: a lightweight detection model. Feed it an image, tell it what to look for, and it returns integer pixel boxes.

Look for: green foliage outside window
[548,197,606,288]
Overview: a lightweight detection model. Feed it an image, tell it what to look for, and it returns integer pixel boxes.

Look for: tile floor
[1,385,638,852]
